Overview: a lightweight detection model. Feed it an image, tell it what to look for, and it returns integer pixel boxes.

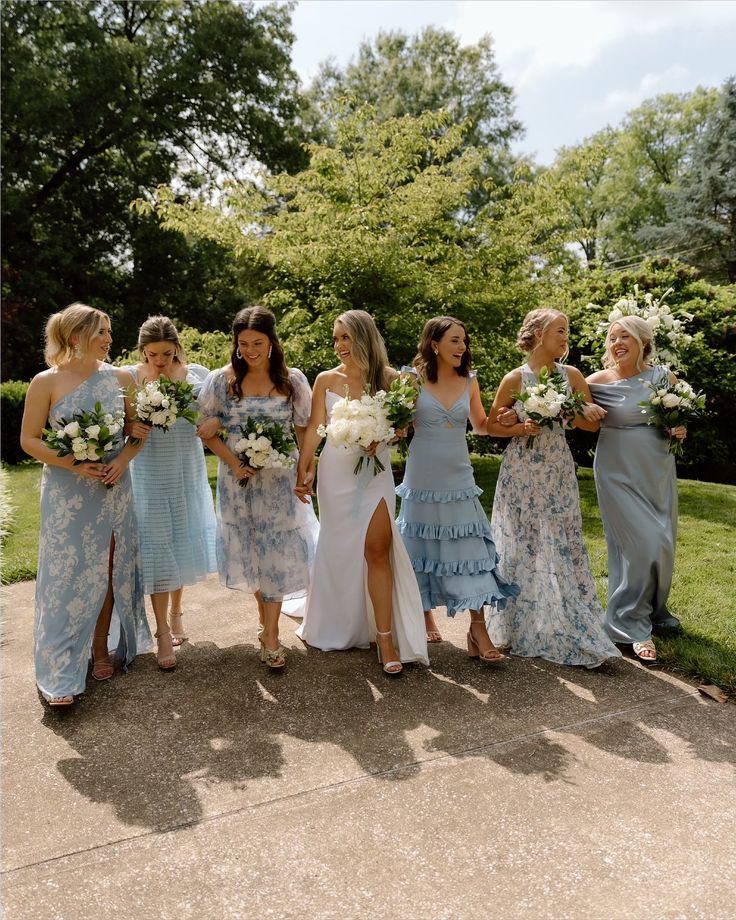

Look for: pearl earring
[73,343,81,358]
[236,348,242,359]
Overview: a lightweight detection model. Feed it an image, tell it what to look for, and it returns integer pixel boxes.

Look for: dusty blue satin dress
[396,371,518,616]
[590,365,680,644]
[34,365,151,701]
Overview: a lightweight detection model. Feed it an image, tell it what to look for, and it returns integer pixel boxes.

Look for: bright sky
[289,0,736,163]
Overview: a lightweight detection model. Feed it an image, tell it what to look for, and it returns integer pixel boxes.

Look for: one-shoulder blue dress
[34,364,151,701]
[396,372,518,616]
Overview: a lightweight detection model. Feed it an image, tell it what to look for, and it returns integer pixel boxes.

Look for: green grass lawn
[3,455,735,690]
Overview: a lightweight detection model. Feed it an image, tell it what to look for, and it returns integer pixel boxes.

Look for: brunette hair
[335,310,392,395]
[229,306,292,400]
[603,315,654,370]
[138,315,185,363]
[44,302,110,368]
[516,309,569,359]
[412,316,471,383]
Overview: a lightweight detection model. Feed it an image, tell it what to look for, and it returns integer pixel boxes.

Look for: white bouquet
[513,367,587,449]
[42,401,125,486]
[233,417,296,488]
[639,378,705,457]
[318,388,395,475]
[588,286,693,369]
[129,375,197,442]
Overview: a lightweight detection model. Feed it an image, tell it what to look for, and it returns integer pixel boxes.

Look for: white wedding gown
[296,390,429,665]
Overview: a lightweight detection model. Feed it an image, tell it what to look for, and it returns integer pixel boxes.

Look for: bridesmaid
[197,306,318,669]
[294,310,428,675]
[485,308,621,667]
[20,302,151,706]
[587,315,685,666]
[124,316,217,669]
[396,316,518,661]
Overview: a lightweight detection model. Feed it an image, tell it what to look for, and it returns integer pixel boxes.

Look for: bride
[294,310,428,674]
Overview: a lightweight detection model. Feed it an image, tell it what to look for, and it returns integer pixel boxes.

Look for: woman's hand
[230,460,256,483]
[294,468,314,504]
[523,418,541,436]
[497,407,518,427]
[582,402,607,422]
[74,461,108,482]
[101,455,129,487]
[667,425,687,442]
[126,420,152,441]
[363,441,380,458]
[197,417,222,440]
[389,427,408,444]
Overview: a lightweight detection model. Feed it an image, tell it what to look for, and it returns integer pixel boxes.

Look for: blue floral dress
[198,367,319,602]
[486,363,621,667]
[396,370,518,616]
[34,364,152,701]
[125,364,217,594]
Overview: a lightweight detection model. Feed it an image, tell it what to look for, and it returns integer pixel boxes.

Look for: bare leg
[260,599,285,668]
[364,500,401,673]
[254,590,266,637]
[169,588,186,645]
[424,609,443,642]
[91,537,115,680]
[151,591,176,669]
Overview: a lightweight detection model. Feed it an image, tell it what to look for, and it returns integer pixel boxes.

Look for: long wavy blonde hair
[335,310,392,395]
[44,302,110,368]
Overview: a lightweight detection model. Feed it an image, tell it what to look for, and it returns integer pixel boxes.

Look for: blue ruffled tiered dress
[396,372,518,616]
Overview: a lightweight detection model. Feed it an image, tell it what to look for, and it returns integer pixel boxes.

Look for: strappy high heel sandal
[169,612,187,647]
[91,634,114,681]
[259,638,286,669]
[467,621,506,665]
[376,629,403,675]
[154,629,177,670]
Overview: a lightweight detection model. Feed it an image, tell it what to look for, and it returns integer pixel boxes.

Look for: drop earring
[268,346,272,358]
[236,348,242,359]
[73,343,81,359]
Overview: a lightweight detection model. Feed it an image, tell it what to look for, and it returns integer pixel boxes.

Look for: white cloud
[596,64,690,113]
[449,0,736,86]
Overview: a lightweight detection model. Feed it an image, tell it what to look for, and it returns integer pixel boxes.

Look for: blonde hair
[335,310,392,395]
[44,302,110,368]
[138,315,185,363]
[603,315,654,370]
[516,309,569,359]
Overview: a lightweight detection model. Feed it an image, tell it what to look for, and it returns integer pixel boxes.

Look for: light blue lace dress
[590,365,680,644]
[396,371,518,616]
[198,367,319,602]
[125,364,217,594]
[486,363,621,667]
[34,364,152,701]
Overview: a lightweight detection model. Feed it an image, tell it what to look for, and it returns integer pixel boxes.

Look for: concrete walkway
[1,576,734,920]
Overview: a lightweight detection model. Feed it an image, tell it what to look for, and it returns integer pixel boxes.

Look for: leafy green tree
[1,0,307,380]
[147,108,549,388]
[638,80,736,282]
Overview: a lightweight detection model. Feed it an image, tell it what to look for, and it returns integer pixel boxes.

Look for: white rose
[160,398,170,409]
[149,390,164,406]
[85,425,101,439]
[63,421,81,438]
[73,450,88,461]
[254,436,271,452]
[86,447,99,461]
[651,396,661,405]
[72,437,87,451]
[662,393,680,409]
[103,441,114,452]
[103,414,114,425]
[608,308,623,322]
[151,410,168,426]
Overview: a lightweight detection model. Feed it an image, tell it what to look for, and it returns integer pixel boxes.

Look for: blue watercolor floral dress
[396,370,518,617]
[197,367,319,602]
[126,364,217,594]
[486,363,621,667]
[34,364,152,701]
